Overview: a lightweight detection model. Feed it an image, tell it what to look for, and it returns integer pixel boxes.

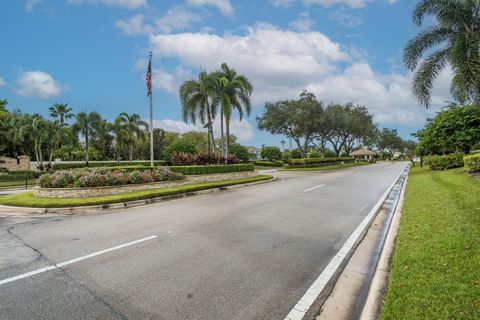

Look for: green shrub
[290,149,302,159]
[288,157,353,167]
[40,166,182,188]
[261,146,282,161]
[52,161,166,170]
[309,152,321,158]
[254,161,284,167]
[164,140,197,161]
[229,143,250,162]
[424,154,464,170]
[464,154,480,172]
[168,164,254,175]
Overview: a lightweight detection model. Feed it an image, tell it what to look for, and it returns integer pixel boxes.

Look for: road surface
[0,162,407,320]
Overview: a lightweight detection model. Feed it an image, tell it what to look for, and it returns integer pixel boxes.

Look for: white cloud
[0,78,7,87]
[154,118,254,142]
[304,0,372,8]
[271,0,296,8]
[289,12,314,31]
[25,0,42,12]
[147,23,453,127]
[68,0,147,9]
[330,9,363,27]
[155,7,202,33]
[115,14,152,35]
[15,71,64,99]
[187,0,234,16]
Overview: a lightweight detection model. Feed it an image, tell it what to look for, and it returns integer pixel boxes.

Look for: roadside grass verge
[0,180,37,187]
[280,162,368,171]
[381,167,480,320]
[0,175,273,208]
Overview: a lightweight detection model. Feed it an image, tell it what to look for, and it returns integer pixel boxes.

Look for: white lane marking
[284,165,407,320]
[0,235,158,286]
[303,184,326,193]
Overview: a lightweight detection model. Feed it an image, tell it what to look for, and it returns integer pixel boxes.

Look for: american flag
[146,58,152,97]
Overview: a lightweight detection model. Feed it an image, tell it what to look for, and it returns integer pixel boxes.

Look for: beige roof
[350,148,376,156]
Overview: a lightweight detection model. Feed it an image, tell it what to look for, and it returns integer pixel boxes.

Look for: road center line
[0,235,158,286]
[303,184,326,193]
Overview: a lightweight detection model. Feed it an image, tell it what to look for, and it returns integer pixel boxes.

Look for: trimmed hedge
[424,154,464,170]
[464,154,480,172]
[52,161,166,170]
[254,160,284,167]
[288,157,353,168]
[168,164,254,175]
[0,171,41,181]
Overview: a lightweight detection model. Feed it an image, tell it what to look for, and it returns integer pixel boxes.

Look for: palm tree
[110,117,128,164]
[31,116,49,168]
[216,63,253,158]
[48,120,71,162]
[118,112,147,162]
[280,140,286,153]
[179,70,218,154]
[49,103,73,124]
[404,0,480,107]
[72,112,102,166]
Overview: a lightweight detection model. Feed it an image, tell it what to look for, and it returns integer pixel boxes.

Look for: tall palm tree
[216,63,253,158]
[110,117,128,164]
[31,116,49,168]
[404,0,480,107]
[49,103,73,124]
[118,112,147,162]
[72,112,102,166]
[179,70,218,154]
[48,120,71,162]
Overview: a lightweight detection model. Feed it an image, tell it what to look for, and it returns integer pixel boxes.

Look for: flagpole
[149,51,154,168]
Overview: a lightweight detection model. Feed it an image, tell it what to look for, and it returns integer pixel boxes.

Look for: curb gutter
[0,177,278,216]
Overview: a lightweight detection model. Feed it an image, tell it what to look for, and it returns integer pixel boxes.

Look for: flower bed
[39,166,182,189]
[34,171,259,198]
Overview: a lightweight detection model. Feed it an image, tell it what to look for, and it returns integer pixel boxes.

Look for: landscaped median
[0,175,273,208]
[281,161,369,171]
[380,166,480,319]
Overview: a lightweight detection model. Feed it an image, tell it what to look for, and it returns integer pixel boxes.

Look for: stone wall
[33,171,259,198]
[0,156,30,171]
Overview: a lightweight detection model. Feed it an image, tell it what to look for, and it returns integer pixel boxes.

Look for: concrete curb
[359,174,409,319]
[0,177,278,217]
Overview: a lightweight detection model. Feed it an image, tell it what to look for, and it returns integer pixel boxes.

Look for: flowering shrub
[170,152,239,166]
[40,166,183,188]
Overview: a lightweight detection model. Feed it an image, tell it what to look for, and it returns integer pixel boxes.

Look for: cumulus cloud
[289,12,314,31]
[0,77,7,87]
[68,0,147,9]
[146,23,452,127]
[15,71,64,99]
[155,7,202,33]
[115,14,152,35]
[187,0,234,16]
[154,118,254,142]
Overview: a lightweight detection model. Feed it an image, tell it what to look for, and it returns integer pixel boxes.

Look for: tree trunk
[220,108,225,158]
[206,101,217,154]
[225,117,230,163]
[85,127,89,167]
[129,144,133,163]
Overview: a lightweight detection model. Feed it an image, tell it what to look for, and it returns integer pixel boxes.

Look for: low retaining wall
[34,171,258,198]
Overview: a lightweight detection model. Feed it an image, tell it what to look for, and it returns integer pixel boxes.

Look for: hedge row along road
[0,162,407,320]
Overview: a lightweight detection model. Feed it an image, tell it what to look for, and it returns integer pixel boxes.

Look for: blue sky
[0,0,452,147]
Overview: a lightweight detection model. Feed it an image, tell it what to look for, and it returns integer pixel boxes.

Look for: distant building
[246,146,261,160]
[350,149,376,161]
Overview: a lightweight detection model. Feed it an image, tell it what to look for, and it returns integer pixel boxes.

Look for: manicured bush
[261,146,282,161]
[254,160,284,167]
[168,164,254,175]
[464,154,480,172]
[288,157,353,167]
[424,154,464,170]
[309,151,321,158]
[39,166,183,188]
[51,161,166,170]
[290,149,302,159]
[164,140,197,161]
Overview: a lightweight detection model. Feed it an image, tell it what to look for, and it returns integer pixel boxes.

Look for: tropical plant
[49,103,73,124]
[216,63,253,159]
[110,117,128,163]
[261,146,282,161]
[71,111,102,166]
[179,71,218,154]
[118,112,147,163]
[404,0,480,106]
[0,99,7,112]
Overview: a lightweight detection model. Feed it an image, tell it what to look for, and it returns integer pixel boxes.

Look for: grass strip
[280,162,368,171]
[0,180,37,187]
[0,175,273,208]
[381,167,480,320]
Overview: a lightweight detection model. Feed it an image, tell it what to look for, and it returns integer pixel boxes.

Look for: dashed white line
[0,235,158,286]
[303,184,326,193]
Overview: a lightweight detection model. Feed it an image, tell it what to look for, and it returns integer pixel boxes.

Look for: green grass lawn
[381,167,480,320]
[280,162,369,171]
[0,175,273,208]
[0,179,37,187]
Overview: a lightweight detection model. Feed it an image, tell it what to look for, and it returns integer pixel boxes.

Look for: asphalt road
[0,162,407,320]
